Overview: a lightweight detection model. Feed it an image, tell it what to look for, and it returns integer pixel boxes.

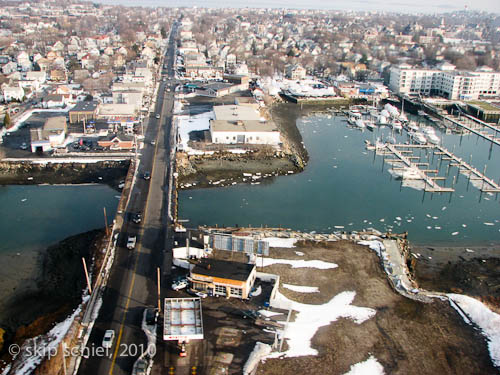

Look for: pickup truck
[127,236,137,250]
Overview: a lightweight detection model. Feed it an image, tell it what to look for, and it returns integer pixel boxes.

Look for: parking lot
[1,111,144,157]
[161,253,278,374]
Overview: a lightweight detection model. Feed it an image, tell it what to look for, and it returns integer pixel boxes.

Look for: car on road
[20,142,28,150]
[155,114,160,119]
[127,236,137,250]
[102,330,115,349]
[171,279,188,291]
[178,342,187,357]
[132,213,142,224]
[145,308,158,326]
[143,171,151,180]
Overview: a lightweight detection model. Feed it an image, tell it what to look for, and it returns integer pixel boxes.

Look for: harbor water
[0,184,119,314]
[179,109,500,245]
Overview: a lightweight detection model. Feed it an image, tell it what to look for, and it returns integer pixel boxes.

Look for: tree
[160,26,167,39]
[3,112,11,128]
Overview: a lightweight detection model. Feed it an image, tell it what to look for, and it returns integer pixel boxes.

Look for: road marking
[108,77,166,375]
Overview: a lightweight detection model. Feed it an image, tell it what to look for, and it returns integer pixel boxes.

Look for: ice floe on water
[343,355,385,375]
[268,290,376,358]
[448,294,500,367]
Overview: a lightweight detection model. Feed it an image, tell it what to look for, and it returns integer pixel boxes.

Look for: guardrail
[66,158,136,375]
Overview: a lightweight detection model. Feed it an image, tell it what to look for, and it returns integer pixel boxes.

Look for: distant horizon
[92,0,500,15]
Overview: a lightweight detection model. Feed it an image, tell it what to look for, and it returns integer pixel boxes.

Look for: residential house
[97,133,135,150]
[42,94,67,108]
[286,64,307,80]
[26,71,47,85]
[2,84,24,102]
[2,61,18,75]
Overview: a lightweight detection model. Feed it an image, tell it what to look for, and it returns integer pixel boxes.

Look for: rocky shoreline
[0,160,130,190]
[0,229,106,370]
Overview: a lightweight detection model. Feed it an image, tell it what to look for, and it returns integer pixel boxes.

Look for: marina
[180,108,500,244]
[375,143,500,194]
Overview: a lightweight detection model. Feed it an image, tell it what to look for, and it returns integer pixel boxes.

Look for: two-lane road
[78,26,178,375]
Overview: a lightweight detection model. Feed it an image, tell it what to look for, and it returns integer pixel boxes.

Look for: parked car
[150,140,156,145]
[132,213,142,224]
[127,236,137,250]
[143,171,151,180]
[20,142,28,150]
[155,114,160,119]
[145,308,158,326]
[171,279,188,291]
[102,330,115,349]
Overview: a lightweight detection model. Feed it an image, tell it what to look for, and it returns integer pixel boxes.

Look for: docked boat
[365,120,376,130]
[354,119,366,129]
[377,115,388,125]
[427,132,440,144]
[391,120,403,131]
[410,132,427,144]
[407,121,419,132]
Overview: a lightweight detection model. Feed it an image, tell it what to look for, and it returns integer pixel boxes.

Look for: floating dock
[383,144,454,193]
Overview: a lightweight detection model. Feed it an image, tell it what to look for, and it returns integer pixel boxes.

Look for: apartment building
[389,63,500,100]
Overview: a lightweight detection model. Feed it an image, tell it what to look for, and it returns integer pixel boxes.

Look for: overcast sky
[96,0,500,14]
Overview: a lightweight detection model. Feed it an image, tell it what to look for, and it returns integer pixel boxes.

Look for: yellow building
[189,259,256,299]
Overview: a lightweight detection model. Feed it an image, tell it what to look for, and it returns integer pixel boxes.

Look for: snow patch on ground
[448,294,500,366]
[358,240,385,256]
[283,283,319,293]
[343,355,385,375]
[258,310,283,318]
[263,237,297,248]
[243,342,272,375]
[7,303,82,375]
[176,111,214,154]
[256,256,338,269]
[268,290,375,357]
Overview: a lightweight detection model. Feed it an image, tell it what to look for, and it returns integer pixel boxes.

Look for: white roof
[213,105,261,121]
[163,298,204,341]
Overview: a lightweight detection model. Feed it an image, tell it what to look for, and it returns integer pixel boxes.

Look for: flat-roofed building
[69,101,98,124]
[30,116,67,152]
[213,104,261,121]
[190,258,256,299]
[210,119,281,145]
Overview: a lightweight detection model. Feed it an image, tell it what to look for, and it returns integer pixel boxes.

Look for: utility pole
[157,267,162,313]
[82,257,92,294]
[103,207,109,236]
